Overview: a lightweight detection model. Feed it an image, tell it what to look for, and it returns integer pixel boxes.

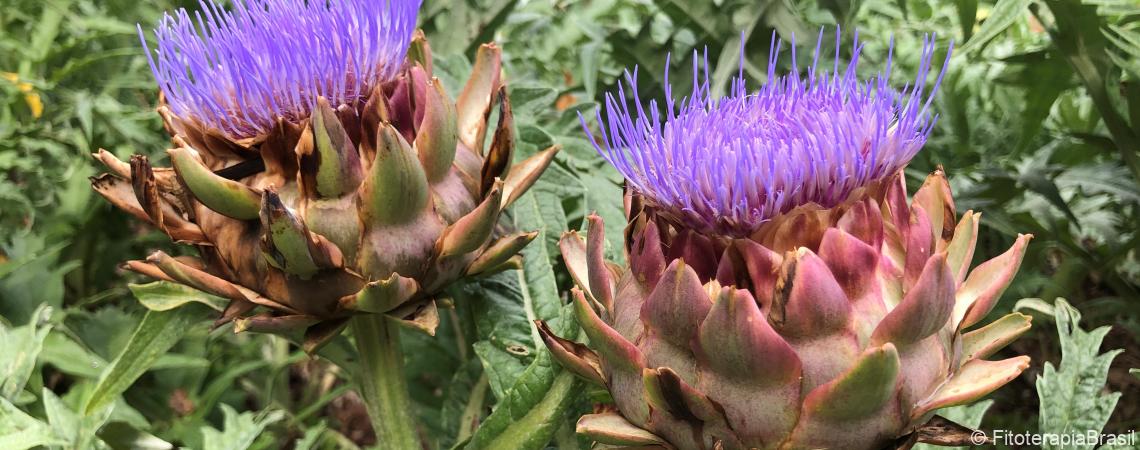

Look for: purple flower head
[584,30,951,237]
[140,0,422,139]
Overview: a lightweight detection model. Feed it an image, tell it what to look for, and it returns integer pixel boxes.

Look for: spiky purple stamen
[140,0,421,139]
[583,30,951,237]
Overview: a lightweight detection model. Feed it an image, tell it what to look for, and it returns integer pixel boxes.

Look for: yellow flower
[1,72,44,119]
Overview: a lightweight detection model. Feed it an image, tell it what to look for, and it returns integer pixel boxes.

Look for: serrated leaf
[464,305,583,450]
[468,187,568,399]
[83,304,211,414]
[1036,299,1123,450]
[41,388,79,443]
[0,305,51,401]
[509,84,559,119]
[473,340,530,402]
[459,186,586,449]
[43,388,113,450]
[0,397,64,450]
[199,405,285,450]
[1017,169,1081,227]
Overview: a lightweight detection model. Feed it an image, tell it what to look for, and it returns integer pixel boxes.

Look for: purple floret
[584,30,951,237]
[140,0,422,139]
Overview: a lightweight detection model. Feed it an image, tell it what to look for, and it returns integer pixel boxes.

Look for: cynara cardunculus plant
[90,0,556,446]
[539,33,1033,450]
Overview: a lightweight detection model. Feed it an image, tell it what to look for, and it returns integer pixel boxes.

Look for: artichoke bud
[98,0,553,343]
[540,32,1037,450]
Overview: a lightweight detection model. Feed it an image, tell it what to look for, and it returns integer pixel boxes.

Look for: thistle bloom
[542,32,1033,450]
[141,0,421,139]
[94,0,558,349]
[585,32,945,236]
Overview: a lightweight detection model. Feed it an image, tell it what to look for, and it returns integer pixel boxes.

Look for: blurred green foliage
[1,0,1137,448]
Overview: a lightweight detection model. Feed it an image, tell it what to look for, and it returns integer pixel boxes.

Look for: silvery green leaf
[1036,299,1123,450]
[199,405,285,450]
[0,304,51,401]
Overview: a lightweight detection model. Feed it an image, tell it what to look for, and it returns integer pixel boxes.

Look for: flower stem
[351,314,421,450]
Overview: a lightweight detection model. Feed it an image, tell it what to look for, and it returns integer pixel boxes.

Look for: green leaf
[961,0,1031,54]
[0,305,52,401]
[38,331,108,379]
[1017,168,1081,227]
[441,359,489,449]
[185,360,272,426]
[467,188,569,400]
[96,422,173,450]
[0,397,64,450]
[41,388,79,443]
[293,423,328,450]
[463,305,583,450]
[560,137,626,263]
[1043,0,1140,182]
[43,388,113,449]
[28,0,64,62]
[1036,299,1123,450]
[468,371,579,450]
[458,187,587,449]
[956,0,978,42]
[199,405,285,450]
[1011,56,1072,153]
[0,239,74,326]
[83,304,211,414]
[128,281,227,312]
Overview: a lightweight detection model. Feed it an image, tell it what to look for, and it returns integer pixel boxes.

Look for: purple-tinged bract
[542,31,1034,450]
[140,0,421,139]
[584,32,950,237]
[98,14,563,347]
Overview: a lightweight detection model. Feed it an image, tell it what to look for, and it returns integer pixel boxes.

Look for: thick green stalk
[351,314,421,450]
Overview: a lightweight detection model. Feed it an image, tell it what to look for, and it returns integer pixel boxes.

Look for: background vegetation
[1,0,1137,448]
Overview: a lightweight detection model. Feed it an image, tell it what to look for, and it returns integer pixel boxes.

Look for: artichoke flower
[91,0,557,348]
[538,34,1033,450]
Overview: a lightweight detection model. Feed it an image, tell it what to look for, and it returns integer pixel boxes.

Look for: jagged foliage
[1,0,1137,449]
